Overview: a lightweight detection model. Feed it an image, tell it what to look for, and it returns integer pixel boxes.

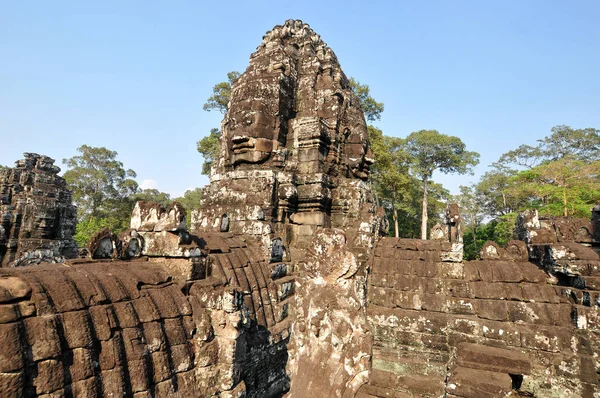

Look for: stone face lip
[0,153,77,267]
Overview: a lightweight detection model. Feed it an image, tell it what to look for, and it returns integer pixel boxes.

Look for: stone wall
[362,225,600,397]
[0,153,77,267]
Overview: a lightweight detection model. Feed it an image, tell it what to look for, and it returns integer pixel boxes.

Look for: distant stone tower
[0,153,77,266]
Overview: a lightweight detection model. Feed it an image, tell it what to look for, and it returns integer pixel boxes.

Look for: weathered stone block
[61,311,93,349]
[0,371,24,398]
[0,323,24,372]
[70,348,94,383]
[34,359,64,395]
[446,366,512,397]
[456,343,531,375]
[24,315,61,361]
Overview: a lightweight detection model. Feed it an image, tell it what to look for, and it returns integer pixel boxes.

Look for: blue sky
[1,1,599,197]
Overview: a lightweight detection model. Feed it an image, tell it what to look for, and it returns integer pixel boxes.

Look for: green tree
[197,128,222,175]
[494,125,600,218]
[397,180,449,239]
[404,130,480,239]
[369,126,411,237]
[63,145,139,244]
[462,216,515,260]
[453,185,485,258]
[203,71,241,113]
[133,189,171,207]
[511,157,600,217]
[475,165,521,217]
[348,77,384,121]
[73,217,112,247]
[174,188,203,212]
[197,71,241,174]
[498,125,600,168]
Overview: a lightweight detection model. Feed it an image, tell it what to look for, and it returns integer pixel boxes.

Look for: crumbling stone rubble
[0,153,77,267]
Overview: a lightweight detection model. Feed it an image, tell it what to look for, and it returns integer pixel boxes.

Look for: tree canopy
[404,130,480,239]
[174,188,203,229]
[63,145,139,220]
[62,145,141,245]
[203,71,240,113]
[133,189,171,207]
[456,125,600,254]
[197,71,241,174]
[197,128,221,175]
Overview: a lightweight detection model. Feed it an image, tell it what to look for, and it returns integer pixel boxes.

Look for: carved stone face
[224,84,285,166]
[226,113,277,165]
[342,105,373,180]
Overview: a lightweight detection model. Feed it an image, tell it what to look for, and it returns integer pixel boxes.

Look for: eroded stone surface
[0,153,77,267]
[288,229,371,397]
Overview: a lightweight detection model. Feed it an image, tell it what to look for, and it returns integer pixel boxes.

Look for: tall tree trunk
[421,177,428,240]
[471,224,478,258]
[563,187,568,217]
[392,192,399,238]
[393,207,399,238]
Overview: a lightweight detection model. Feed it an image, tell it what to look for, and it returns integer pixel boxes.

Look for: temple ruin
[0,153,77,268]
[0,19,599,398]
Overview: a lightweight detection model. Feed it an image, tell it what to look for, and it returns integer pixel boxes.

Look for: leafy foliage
[453,185,485,258]
[203,71,240,113]
[63,145,140,246]
[73,217,113,247]
[498,125,600,169]
[510,157,600,217]
[174,188,203,213]
[404,130,480,239]
[197,128,222,175]
[63,145,138,221]
[464,125,600,251]
[479,125,600,220]
[462,214,516,260]
[197,71,241,174]
[405,130,480,181]
[348,77,384,121]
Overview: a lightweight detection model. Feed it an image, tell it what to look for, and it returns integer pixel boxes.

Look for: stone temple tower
[191,19,381,265]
